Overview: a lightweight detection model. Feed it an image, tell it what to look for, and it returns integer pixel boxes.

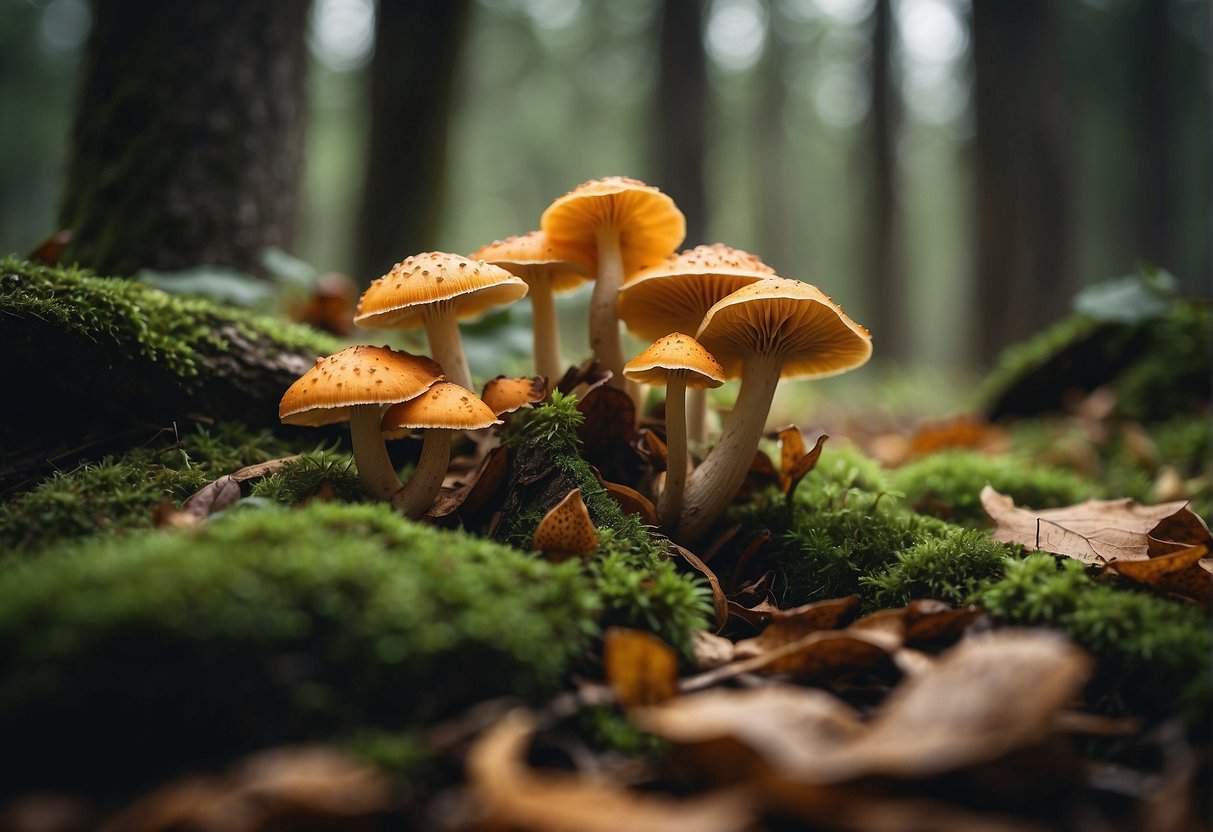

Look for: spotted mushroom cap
[617,244,776,343]
[696,277,872,380]
[532,488,598,557]
[278,345,444,427]
[540,176,686,276]
[355,252,528,330]
[481,375,548,416]
[623,333,725,389]
[469,231,594,293]
[380,381,501,440]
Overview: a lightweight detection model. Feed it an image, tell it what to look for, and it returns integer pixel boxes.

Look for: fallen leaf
[596,472,659,527]
[777,431,828,496]
[604,628,680,707]
[725,599,783,629]
[182,475,242,518]
[733,596,861,659]
[637,427,669,470]
[982,487,1193,565]
[467,708,753,832]
[1148,507,1213,554]
[775,425,805,491]
[577,386,641,484]
[668,543,729,628]
[288,272,358,336]
[427,445,509,522]
[692,630,736,670]
[1110,544,1212,608]
[905,415,1009,461]
[683,629,894,691]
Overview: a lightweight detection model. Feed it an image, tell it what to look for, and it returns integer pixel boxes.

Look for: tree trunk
[973,0,1076,363]
[757,0,793,271]
[865,0,906,360]
[355,0,472,283]
[655,0,708,248]
[59,0,309,277]
[1134,0,1172,270]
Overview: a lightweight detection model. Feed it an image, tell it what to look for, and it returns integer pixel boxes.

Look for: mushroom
[675,278,872,544]
[354,252,528,391]
[469,231,593,382]
[618,244,774,444]
[278,345,444,501]
[481,375,548,418]
[380,381,501,519]
[622,333,724,530]
[532,488,598,561]
[540,177,685,390]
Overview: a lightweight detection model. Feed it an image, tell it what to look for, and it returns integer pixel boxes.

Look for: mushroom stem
[423,305,472,390]
[676,354,783,544]
[591,226,628,389]
[391,427,454,520]
[529,277,564,381]
[349,404,402,501]
[687,386,709,445]
[657,374,688,530]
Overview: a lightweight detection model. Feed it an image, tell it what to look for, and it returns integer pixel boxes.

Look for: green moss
[981,554,1211,722]
[892,450,1097,526]
[0,501,598,793]
[1114,301,1211,422]
[862,529,1018,608]
[0,256,338,383]
[0,424,297,555]
[978,313,1103,410]
[249,452,367,504]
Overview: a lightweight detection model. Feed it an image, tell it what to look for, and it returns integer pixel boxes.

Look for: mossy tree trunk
[58,0,309,277]
[355,0,472,283]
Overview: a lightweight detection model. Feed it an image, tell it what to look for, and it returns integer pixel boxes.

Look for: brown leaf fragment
[683,629,894,691]
[785,433,829,496]
[637,427,669,469]
[734,596,861,659]
[555,356,611,395]
[725,599,783,629]
[427,445,509,521]
[982,486,1191,565]
[776,425,805,491]
[467,709,754,832]
[182,475,242,519]
[905,415,1009,461]
[577,385,642,483]
[1111,544,1212,608]
[669,543,728,628]
[1147,507,1213,554]
[902,600,983,646]
[605,627,680,707]
[226,455,303,483]
[600,476,659,527]
[693,630,736,670]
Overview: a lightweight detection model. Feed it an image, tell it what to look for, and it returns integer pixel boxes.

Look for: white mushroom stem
[529,277,564,381]
[676,353,783,544]
[349,404,402,501]
[687,386,709,445]
[657,374,689,531]
[423,303,473,390]
[391,427,454,520]
[591,226,628,389]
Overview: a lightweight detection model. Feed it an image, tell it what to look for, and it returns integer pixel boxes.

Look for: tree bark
[973,0,1076,363]
[59,0,309,277]
[355,0,472,283]
[1134,0,1172,270]
[655,0,708,247]
[865,0,906,360]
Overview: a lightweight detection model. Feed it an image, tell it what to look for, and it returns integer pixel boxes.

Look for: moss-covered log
[0,257,340,489]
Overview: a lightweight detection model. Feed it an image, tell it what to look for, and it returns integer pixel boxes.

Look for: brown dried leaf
[467,709,753,832]
[427,445,509,521]
[599,475,659,527]
[906,415,1009,461]
[982,486,1192,565]
[577,385,641,484]
[637,427,669,469]
[776,425,805,491]
[733,596,860,659]
[683,629,894,691]
[725,599,783,629]
[1148,507,1213,553]
[692,630,736,670]
[784,434,829,496]
[669,543,729,628]
[1111,544,1212,608]
[604,627,680,707]
[182,475,242,518]
[852,600,982,649]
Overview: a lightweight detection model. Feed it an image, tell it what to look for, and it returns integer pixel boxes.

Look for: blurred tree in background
[1,0,1208,369]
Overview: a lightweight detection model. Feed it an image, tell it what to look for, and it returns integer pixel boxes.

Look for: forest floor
[0,259,1209,832]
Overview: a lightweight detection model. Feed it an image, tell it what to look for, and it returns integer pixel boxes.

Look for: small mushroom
[470,231,593,381]
[677,278,872,544]
[381,382,501,519]
[355,252,528,390]
[540,177,685,391]
[623,333,724,531]
[278,345,444,501]
[481,375,548,418]
[532,488,598,561]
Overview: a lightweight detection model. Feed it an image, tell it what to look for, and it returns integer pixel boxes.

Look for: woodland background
[2,0,1209,376]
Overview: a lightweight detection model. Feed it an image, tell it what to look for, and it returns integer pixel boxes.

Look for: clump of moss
[0,423,297,555]
[0,501,599,794]
[862,529,1018,608]
[980,554,1211,722]
[1114,300,1210,423]
[0,256,338,381]
[250,452,366,504]
[892,450,1096,526]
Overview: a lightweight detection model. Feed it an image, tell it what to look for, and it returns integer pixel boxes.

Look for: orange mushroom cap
[481,375,548,416]
[355,252,528,330]
[540,176,686,275]
[380,381,501,439]
[279,345,444,427]
[532,488,598,558]
[623,333,725,389]
[469,231,593,293]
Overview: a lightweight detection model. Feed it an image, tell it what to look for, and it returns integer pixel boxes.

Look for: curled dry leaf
[1110,544,1212,609]
[693,629,736,670]
[981,486,1198,565]
[427,444,510,522]
[467,708,753,832]
[668,542,728,628]
[604,627,680,707]
[775,429,828,496]
[851,600,982,649]
[905,415,1009,461]
[733,596,861,660]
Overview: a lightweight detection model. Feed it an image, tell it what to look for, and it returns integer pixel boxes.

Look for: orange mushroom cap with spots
[355,252,528,330]
[380,381,501,439]
[532,488,599,558]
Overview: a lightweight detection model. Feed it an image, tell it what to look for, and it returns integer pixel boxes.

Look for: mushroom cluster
[278,176,870,545]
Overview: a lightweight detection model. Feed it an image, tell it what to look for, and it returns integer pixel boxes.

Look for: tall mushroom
[676,278,872,544]
[469,231,593,382]
[278,345,444,501]
[540,177,685,389]
[618,244,775,443]
[380,381,501,519]
[622,333,723,531]
[354,252,528,391]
